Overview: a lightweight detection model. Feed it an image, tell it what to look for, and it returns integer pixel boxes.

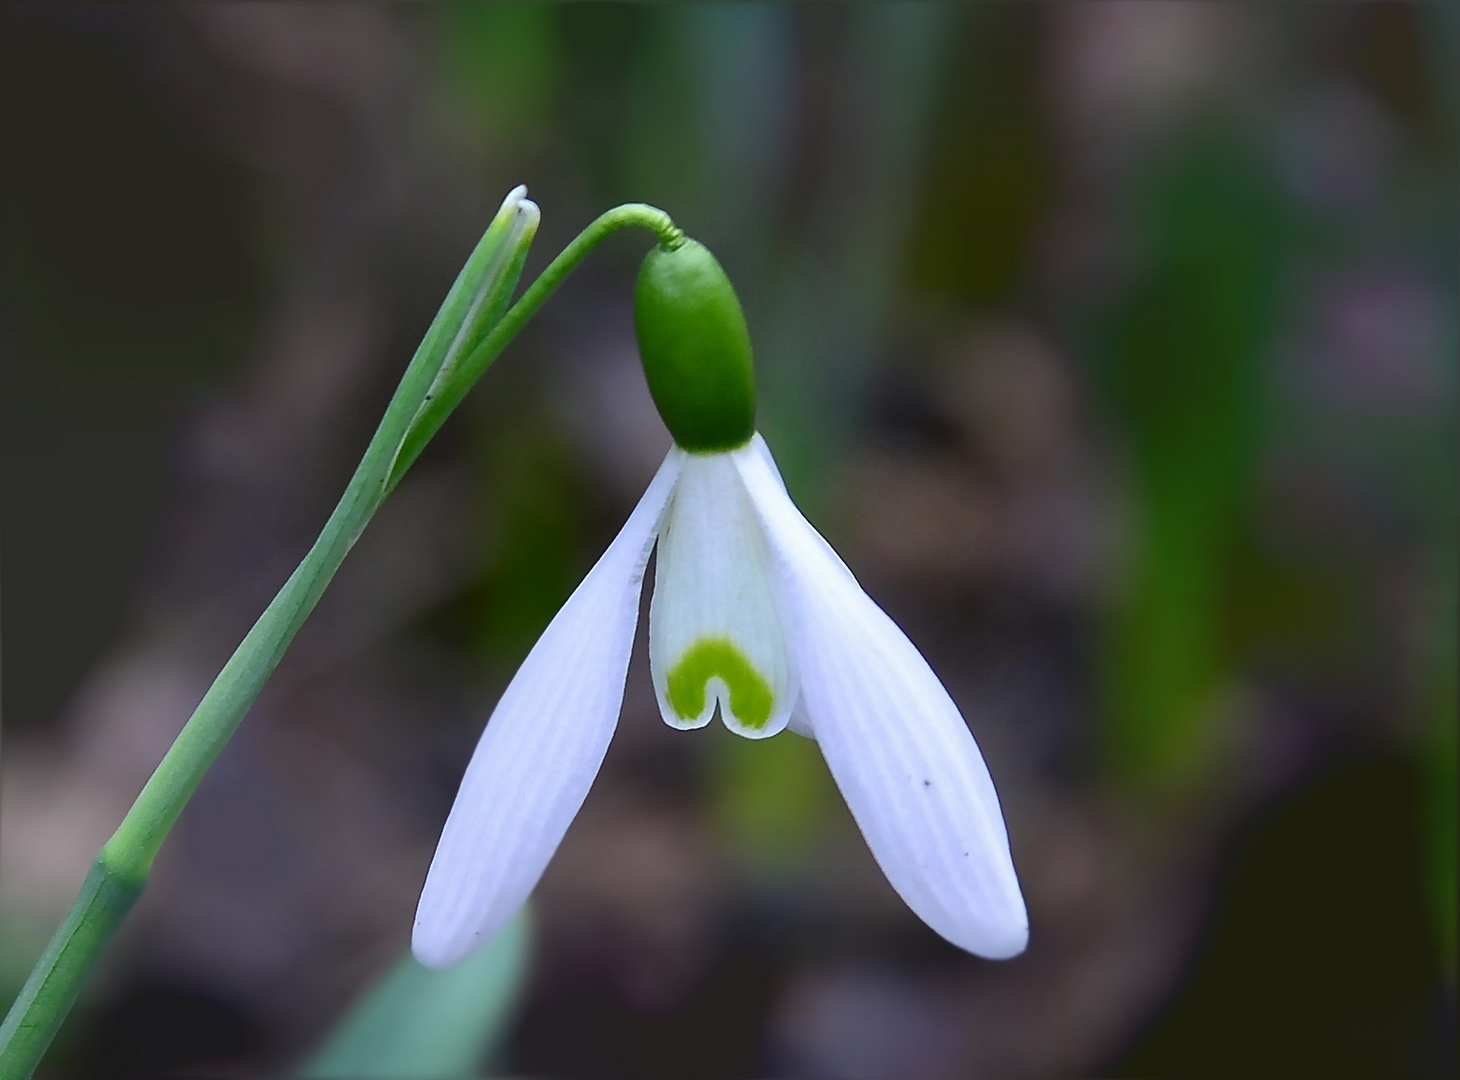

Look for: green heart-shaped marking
[667,636,774,729]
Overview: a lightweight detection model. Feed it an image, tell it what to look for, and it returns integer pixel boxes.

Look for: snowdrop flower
[414,238,1027,967]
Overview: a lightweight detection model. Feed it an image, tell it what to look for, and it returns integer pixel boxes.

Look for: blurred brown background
[1,3,1455,1078]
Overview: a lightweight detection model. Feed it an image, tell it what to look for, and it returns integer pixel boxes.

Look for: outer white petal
[649,450,795,739]
[413,453,681,968]
[786,694,816,740]
[733,436,1028,958]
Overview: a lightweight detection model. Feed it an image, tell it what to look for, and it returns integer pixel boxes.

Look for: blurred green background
[1,4,1455,1078]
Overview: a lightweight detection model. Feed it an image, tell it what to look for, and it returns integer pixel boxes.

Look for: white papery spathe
[413,436,1027,968]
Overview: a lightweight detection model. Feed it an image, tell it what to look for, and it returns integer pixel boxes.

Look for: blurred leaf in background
[753,5,952,503]
[435,3,560,153]
[1096,131,1292,792]
[906,7,1047,312]
[303,910,531,1079]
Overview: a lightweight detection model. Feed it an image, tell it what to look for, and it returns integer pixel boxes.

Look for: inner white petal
[649,451,794,739]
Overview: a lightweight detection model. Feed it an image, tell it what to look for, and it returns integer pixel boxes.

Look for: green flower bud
[634,238,756,453]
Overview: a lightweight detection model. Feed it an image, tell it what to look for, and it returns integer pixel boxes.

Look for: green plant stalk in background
[0,195,681,1080]
[1098,133,1288,792]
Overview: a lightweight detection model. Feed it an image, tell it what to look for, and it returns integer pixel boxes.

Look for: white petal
[413,452,681,967]
[787,694,816,740]
[749,432,788,493]
[649,450,795,740]
[733,436,1028,958]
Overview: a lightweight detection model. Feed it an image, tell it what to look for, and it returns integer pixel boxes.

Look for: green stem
[0,859,142,1076]
[387,202,681,491]
[0,199,677,1080]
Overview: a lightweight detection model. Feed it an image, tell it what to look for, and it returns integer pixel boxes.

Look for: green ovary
[667,637,775,729]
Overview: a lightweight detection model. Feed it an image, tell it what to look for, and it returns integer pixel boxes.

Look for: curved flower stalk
[0,190,687,1080]
[414,240,1028,967]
